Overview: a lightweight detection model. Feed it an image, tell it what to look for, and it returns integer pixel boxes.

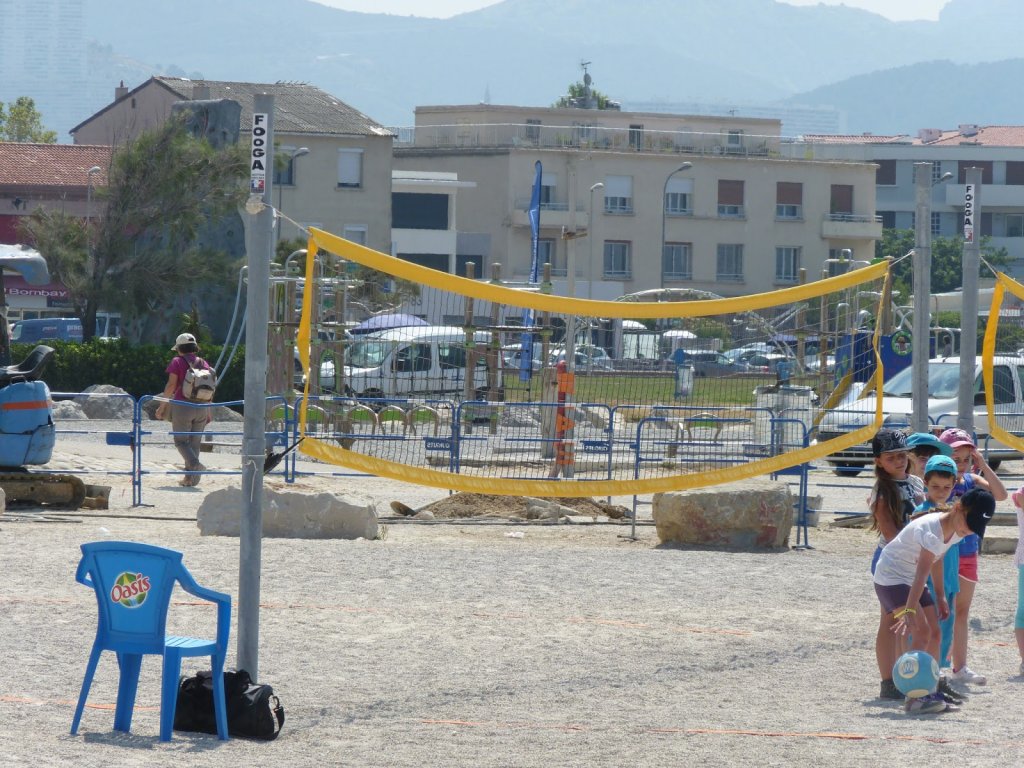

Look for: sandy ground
[3,438,1024,767]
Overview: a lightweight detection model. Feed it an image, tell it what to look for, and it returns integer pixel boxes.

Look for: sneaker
[880,679,903,700]
[952,666,987,686]
[905,693,946,714]
[937,677,965,704]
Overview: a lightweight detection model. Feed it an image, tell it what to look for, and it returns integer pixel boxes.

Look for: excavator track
[0,472,88,509]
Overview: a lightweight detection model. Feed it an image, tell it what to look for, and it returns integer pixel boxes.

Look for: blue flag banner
[520,160,543,381]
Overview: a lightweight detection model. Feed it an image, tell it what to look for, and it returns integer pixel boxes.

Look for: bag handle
[267,695,285,740]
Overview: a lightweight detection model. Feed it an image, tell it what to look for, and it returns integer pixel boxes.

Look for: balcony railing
[392,123,781,158]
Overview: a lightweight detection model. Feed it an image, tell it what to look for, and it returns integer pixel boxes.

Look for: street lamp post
[276,147,309,242]
[660,162,692,290]
[86,165,101,241]
[587,182,604,300]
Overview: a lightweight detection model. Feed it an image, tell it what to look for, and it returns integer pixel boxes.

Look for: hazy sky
[311,0,950,21]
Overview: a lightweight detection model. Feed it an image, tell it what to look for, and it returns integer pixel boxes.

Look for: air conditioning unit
[958,124,980,137]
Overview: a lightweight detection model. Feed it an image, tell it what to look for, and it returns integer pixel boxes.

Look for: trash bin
[777,385,814,449]
[674,364,694,398]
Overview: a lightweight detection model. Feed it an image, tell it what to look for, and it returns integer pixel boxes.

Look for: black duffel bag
[174,668,285,740]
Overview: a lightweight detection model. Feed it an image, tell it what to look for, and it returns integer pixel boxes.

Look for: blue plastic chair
[70,541,232,741]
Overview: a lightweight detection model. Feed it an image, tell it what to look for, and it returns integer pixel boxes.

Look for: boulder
[79,384,134,420]
[197,485,378,539]
[51,400,87,420]
[653,479,794,549]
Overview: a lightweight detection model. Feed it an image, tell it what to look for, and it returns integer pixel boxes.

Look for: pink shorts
[959,553,979,583]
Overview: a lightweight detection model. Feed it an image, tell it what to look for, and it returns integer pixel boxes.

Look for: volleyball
[892,650,940,698]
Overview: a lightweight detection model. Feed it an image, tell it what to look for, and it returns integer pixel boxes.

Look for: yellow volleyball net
[982,273,1024,453]
[294,227,886,496]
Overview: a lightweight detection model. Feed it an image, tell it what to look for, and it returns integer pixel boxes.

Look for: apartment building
[787,125,1024,278]
[70,77,395,254]
[395,103,880,302]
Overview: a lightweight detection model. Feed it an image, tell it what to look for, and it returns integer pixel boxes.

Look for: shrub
[13,340,251,402]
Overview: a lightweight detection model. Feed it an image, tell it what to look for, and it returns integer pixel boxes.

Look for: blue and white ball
[892,650,940,698]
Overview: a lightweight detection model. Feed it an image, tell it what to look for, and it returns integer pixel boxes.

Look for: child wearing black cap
[868,429,923,701]
[874,488,996,714]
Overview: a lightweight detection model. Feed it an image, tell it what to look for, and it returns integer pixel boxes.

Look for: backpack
[182,357,217,403]
[174,668,285,740]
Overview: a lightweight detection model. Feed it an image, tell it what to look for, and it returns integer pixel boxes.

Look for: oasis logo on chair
[109,572,152,608]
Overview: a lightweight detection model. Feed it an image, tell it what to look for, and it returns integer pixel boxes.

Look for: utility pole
[238,93,274,680]
[911,162,932,433]
[958,167,982,433]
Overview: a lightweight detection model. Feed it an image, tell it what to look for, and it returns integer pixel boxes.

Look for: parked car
[745,353,791,372]
[11,317,83,343]
[549,344,615,371]
[501,343,544,372]
[675,351,750,378]
[816,355,1024,475]
[320,326,499,399]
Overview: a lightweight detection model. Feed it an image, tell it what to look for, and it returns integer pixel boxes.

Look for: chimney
[114,80,128,100]
[192,84,211,100]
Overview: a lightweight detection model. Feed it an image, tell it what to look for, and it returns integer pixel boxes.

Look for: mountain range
[31,0,1024,137]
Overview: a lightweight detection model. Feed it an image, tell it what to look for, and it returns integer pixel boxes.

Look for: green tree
[875,228,1011,304]
[18,112,247,341]
[552,80,614,109]
[0,97,57,143]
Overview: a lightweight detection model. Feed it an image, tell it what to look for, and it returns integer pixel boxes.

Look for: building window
[603,241,632,279]
[343,226,367,245]
[392,192,449,230]
[716,244,743,281]
[604,175,633,214]
[879,211,896,229]
[629,124,643,150]
[931,161,943,185]
[931,211,942,236]
[776,181,803,220]
[337,148,363,188]
[540,173,557,208]
[274,149,300,186]
[827,248,852,277]
[525,118,541,142]
[663,242,692,281]
[1006,162,1024,186]
[830,184,853,215]
[1007,214,1024,238]
[875,159,896,186]
[727,130,743,148]
[717,179,745,218]
[665,176,693,215]
[538,238,562,276]
[775,247,800,283]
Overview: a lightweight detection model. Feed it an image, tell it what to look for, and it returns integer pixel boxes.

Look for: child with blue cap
[912,454,964,704]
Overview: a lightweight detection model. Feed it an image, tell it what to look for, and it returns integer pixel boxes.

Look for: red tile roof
[916,125,1024,147]
[800,133,910,144]
[0,143,112,187]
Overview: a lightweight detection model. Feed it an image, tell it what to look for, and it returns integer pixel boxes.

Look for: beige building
[70,77,395,254]
[396,104,881,300]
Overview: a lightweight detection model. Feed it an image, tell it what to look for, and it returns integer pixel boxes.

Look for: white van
[320,326,500,400]
[817,355,1024,475]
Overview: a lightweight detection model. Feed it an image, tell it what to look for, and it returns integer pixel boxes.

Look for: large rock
[51,400,87,420]
[79,384,134,420]
[653,479,794,549]
[197,485,378,539]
